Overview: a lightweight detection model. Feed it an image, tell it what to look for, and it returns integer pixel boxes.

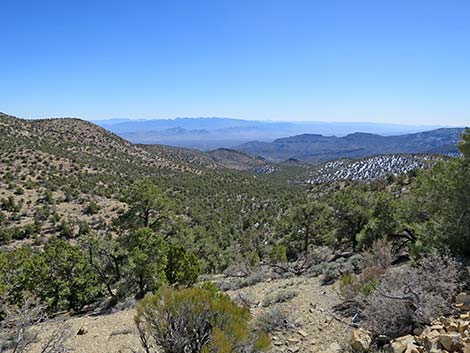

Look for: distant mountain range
[235,128,465,164]
[2,112,465,185]
[92,117,446,150]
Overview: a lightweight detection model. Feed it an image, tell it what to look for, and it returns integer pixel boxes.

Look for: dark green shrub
[0,211,6,225]
[135,287,270,353]
[356,193,397,249]
[57,219,74,239]
[14,187,24,195]
[1,196,20,212]
[32,238,103,311]
[14,223,37,240]
[24,179,35,189]
[120,227,168,298]
[83,200,100,215]
[412,160,470,256]
[165,244,201,286]
[34,205,50,222]
[0,228,12,244]
[329,188,371,249]
[77,221,92,236]
[0,247,35,303]
[280,200,331,258]
[40,189,54,204]
[269,245,287,264]
[246,252,260,267]
[118,179,170,231]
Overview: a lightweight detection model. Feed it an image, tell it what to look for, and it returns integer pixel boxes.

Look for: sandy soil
[27,276,352,353]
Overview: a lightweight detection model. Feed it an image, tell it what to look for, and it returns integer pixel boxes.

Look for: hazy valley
[93,118,446,151]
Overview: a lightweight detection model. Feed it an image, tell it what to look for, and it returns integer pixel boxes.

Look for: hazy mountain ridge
[92,117,445,150]
[236,128,464,164]
[4,113,461,181]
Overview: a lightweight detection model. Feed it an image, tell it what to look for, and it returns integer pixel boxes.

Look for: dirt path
[228,276,351,353]
[28,276,352,353]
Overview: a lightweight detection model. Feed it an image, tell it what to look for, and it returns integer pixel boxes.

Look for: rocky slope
[349,292,470,353]
[306,154,445,183]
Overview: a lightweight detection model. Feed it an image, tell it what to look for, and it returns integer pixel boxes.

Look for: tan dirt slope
[28,276,351,353]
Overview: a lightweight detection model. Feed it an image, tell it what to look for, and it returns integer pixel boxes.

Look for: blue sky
[1,0,469,125]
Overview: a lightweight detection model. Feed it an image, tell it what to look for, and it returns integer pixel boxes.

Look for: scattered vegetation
[0,114,469,351]
[0,296,71,353]
[255,307,294,333]
[262,289,299,307]
[362,252,464,338]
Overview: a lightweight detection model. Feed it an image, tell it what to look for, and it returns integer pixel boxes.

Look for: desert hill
[0,113,302,259]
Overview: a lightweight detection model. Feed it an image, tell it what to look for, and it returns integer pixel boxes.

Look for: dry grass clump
[337,239,394,301]
[0,296,71,353]
[219,269,271,291]
[255,307,295,333]
[362,252,463,338]
[262,289,298,307]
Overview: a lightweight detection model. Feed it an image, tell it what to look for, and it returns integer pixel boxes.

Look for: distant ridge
[235,128,465,164]
[92,117,446,150]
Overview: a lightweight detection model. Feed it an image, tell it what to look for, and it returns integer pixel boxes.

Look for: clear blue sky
[2,0,469,125]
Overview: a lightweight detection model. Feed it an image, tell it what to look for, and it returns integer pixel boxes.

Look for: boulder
[438,332,464,352]
[350,329,372,352]
[420,333,440,352]
[77,325,88,335]
[327,342,342,353]
[456,292,470,311]
[404,343,419,353]
[458,319,469,334]
[447,321,459,332]
[390,335,416,353]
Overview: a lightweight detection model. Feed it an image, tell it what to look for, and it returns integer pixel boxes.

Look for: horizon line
[1,111,465,128]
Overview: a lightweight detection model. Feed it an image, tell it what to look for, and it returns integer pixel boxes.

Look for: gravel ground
[27,276,352,353]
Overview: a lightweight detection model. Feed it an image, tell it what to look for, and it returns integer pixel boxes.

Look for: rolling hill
[0,113,303,254]
[141,145,271,171]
